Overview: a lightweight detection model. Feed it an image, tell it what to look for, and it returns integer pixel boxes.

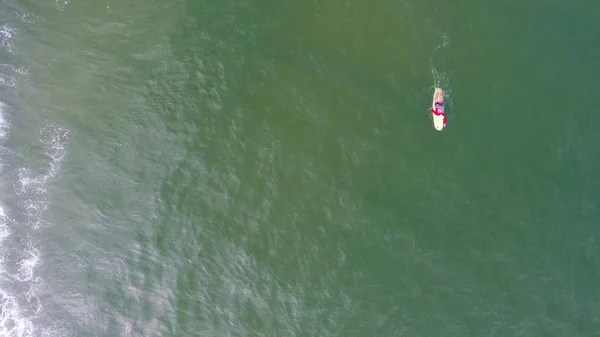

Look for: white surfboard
[432,88,445,131]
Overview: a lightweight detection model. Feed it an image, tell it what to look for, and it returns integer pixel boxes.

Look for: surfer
[430,102,446,127]
[430,88,446,130]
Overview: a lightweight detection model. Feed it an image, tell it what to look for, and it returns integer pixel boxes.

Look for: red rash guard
[430,108,447,125]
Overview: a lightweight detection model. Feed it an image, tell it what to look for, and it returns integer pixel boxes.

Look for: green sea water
[1,0,600,336]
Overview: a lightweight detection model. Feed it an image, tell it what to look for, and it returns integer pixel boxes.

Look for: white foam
[55,0,70,12]
[0,17,51,334]
[14,243,40,283]
[0,207,9,242]
[0,111,36,337]
[0,101,7,139]
[0,97,69,336]
[0,290,33,337]
[0,24,15,51]
[40,125,69,178]
[0,74,16,87]
[0,104,9,243]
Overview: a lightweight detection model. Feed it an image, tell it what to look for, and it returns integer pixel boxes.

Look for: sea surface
[1,0,600,336]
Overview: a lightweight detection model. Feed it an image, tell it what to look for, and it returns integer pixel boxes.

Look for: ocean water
[1,0,600,336]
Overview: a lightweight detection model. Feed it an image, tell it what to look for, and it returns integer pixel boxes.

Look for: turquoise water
[1,0,600,336]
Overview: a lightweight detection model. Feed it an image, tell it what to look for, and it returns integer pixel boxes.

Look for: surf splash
[0,16,69,336]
